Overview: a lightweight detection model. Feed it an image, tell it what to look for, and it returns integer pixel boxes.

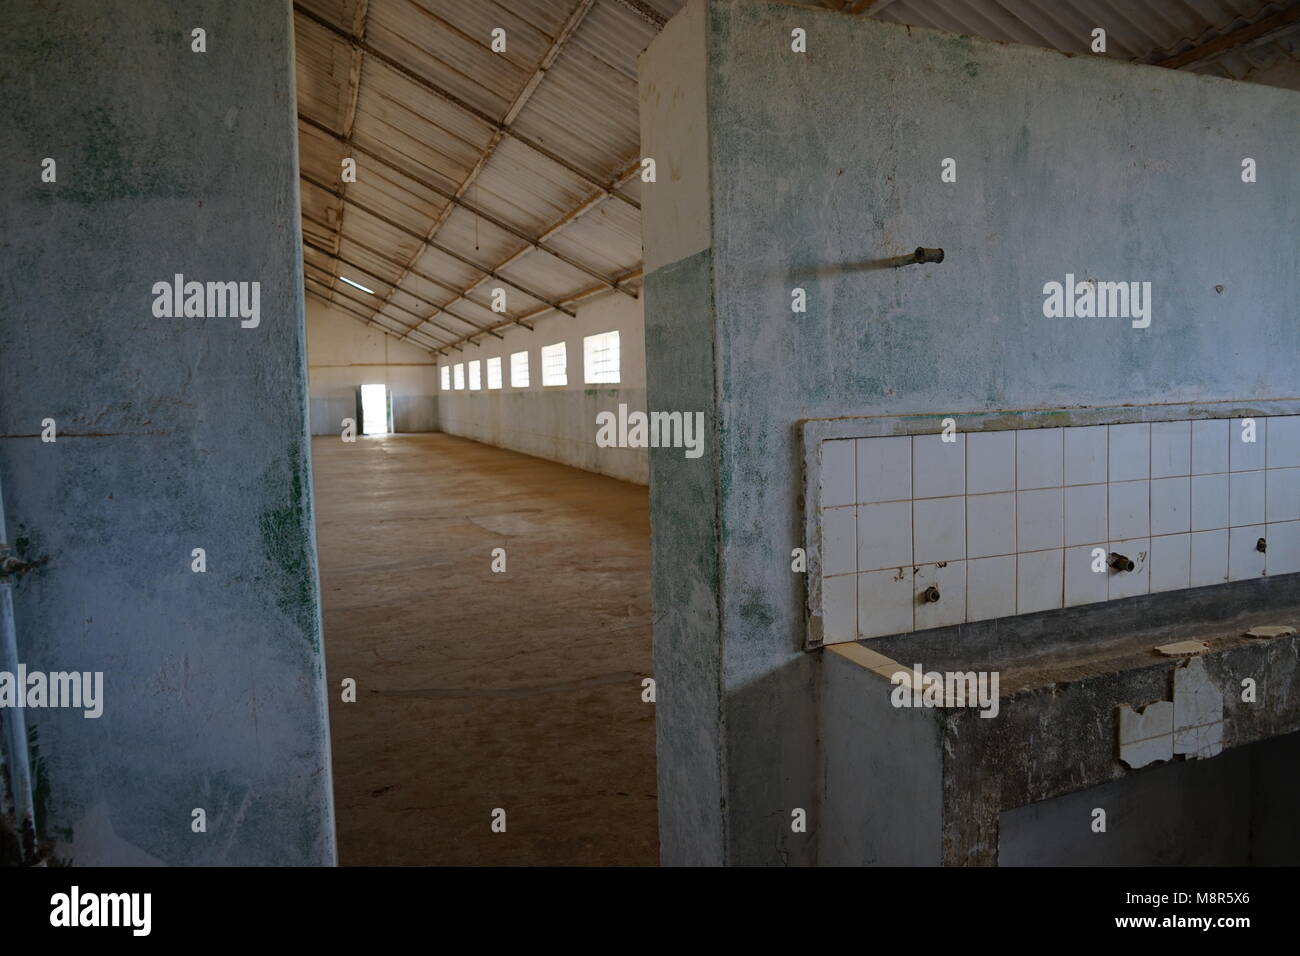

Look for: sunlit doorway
[359,383,389,436]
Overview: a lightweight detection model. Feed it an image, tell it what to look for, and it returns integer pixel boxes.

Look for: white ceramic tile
[1190,474,1229,531]
[1063,483,1108,546]
[1107,538,1150,600]
[1108,479,1150,540]
[1150,420,1191,479]
[1228,525,1266,580]
[825,418,1286,636]
[1230,417,1266,472]
[821,506,857,576]
[1266,520,1300,576]
[913,433,965,499]
[966,555,1016,622]
[966,430,1015,494]
[855,436,911,504]
[914,561,966,631]
[1229,471,1265,527]
[1173,657,1224,759]
[966,492,1016,558]
[1064,425,1107,485]
[1064,545,1109,607]
[1191,419,1229,475]
[1149,533,1191,594]
[857,568,914,639]
[1108,423,1150,482]
[820,439,855,507]
[857,500,912,571]
[913,496,965,564]
[1016,428,1063,490]
[1189,529,1229,587]
[1150,477,1190,536]
[1017,488,1063,552]
[1266,415,1300,469]
[822,574,857,643]
[1118,700,1174,769]
[1266,467,1300,523]
[1017,548,1063,614]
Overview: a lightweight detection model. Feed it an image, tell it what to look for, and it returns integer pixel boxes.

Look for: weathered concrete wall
[821,647,942,865]
[437,291,649,485]
[645,252,726,864]
[307,299,438,435]
[999,747,1253,865]
[640,0,729,866]
[708,1,1298,424]
[641,0,1298,865]
[0,0,335,864]
[1000,730,1300,865]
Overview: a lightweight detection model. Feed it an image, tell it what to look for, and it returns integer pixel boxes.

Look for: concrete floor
[311,433,656,865]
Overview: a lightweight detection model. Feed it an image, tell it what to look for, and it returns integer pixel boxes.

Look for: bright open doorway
[360,383,389,436]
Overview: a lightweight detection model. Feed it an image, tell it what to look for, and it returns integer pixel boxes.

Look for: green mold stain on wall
[28,104,192,207]
[257,442,321,649]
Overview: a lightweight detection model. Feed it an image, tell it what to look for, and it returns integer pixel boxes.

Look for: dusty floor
[311,433,657,865]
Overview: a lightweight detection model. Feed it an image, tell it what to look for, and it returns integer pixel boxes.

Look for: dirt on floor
[311,433,657,866]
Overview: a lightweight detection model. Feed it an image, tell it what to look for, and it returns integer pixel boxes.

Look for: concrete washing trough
[822,575,1300,865]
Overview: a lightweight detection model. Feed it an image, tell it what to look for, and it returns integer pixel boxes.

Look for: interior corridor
[312,433,656,865]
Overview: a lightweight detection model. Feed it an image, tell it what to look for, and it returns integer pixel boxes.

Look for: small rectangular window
[510,351,529,388]
[541,342,567,387]
[453,363,465,390]
[583,330,621,384]
[468,359,482,390]
[440,366,450,391]
[487,356,502,389]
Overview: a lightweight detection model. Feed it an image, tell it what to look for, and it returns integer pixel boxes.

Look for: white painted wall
[436,291,649,484]
[306,298,439,435]
[639,0,711,275]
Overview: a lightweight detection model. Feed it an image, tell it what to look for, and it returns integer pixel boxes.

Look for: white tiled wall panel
[818,416,1300,642]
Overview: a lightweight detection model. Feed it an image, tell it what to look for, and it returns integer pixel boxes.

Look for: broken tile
[1155,640,1209,656]
[1244,625,1296,639]
[1117,700,1174,769]
[1173,657,1224,759]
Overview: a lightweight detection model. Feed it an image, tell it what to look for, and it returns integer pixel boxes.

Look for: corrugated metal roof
[854,0,1300,81]
[296,0,1299,353]
[296,0,665,352]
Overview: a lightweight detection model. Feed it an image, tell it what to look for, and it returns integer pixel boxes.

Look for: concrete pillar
[640,0,820,866]
[0,0,334,864]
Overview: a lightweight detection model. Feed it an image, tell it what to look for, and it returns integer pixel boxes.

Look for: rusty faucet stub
[0,545,43,579]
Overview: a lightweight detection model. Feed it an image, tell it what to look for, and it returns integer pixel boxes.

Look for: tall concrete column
[640,0,821,866]
[0,1,334,864]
